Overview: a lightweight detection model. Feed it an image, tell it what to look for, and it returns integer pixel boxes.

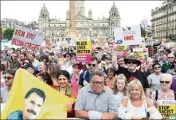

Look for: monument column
[66,0,78,41]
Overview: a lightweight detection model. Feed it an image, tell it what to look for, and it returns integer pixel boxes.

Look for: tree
[140,25,147,38]
[3,28,14,40]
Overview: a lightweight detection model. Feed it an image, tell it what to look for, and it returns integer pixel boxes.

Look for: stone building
[151,0,176,41]
[38,1,121,42]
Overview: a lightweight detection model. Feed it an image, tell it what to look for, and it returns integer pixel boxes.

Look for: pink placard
[117,51,127,57]
[76,54,91,63]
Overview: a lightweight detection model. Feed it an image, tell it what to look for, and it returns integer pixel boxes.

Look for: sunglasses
[160,81,170,84]
[154,66,161,69]
[3,76,13,80]
[88,64,96,67]
[127,61,136,64]
[168,57,174,59]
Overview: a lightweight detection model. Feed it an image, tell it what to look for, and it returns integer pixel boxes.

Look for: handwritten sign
[76,40,91,63]
[157,100,176,119]
[11,25,44,50]
[114,25,142,45]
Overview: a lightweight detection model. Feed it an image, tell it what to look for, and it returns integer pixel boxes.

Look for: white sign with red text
[114,25,142,45]
[11,25,45,50]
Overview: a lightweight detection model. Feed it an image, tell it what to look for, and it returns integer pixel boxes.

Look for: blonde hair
[113,74,128,95]
[127,79,145,100]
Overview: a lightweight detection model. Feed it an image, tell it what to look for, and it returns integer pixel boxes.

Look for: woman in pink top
[70,63,82,98]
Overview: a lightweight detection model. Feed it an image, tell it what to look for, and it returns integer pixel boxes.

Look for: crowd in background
[0,41,176,119]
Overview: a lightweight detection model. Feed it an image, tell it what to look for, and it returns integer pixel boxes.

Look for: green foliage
[140,26,147,38]
[3,28,14,40]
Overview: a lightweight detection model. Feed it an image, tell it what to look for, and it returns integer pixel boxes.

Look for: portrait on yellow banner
[1,68,75,119]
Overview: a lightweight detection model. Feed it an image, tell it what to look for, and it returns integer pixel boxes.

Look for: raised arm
[112,51,119,71]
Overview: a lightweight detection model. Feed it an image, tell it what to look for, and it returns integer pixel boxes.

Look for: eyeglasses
[154,66,161,69]
[160,81,170,84]
[3,76,13,80]
[127,61,136,64]
[92,81,104,85]
[88,64,96,67]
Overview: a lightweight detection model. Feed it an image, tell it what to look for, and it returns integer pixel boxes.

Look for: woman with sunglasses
[147,63,162,94]
[151,73,176,106]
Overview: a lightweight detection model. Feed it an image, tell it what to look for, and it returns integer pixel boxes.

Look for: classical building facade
[151,0,176,41]
[38,1,121,42]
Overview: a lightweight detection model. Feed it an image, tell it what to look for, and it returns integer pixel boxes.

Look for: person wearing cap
[112,52,150,97]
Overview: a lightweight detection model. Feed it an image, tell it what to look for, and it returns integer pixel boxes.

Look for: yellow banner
[1,69,74,119]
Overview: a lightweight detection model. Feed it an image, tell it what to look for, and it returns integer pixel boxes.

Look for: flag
[1,68,75,119]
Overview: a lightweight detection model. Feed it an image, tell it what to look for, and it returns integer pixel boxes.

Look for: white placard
[11,25,45,50]
[114,25,142,45]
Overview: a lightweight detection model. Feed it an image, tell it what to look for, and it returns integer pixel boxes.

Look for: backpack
[155,90,176,101]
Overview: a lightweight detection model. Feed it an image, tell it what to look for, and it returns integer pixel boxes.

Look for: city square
[1,0,176,119]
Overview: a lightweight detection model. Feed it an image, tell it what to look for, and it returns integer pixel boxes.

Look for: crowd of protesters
[0,41,176,119]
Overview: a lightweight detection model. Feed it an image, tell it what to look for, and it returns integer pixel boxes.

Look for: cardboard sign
[11,25,44,50]
[157,100,176,119]
[76,40,91,63]
[114,25,142,45]
[96,36,106,48]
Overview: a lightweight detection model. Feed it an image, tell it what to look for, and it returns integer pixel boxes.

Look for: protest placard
[11,25,45,50]
[76,40,91,63]
[1,69,75,119]
[117,45,127,56]
[133,48,145,62]
[114,25,142,45]
[96,36,106,48]
[157,100,176,119]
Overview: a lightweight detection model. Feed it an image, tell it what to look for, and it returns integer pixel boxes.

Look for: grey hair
[91,71,104,77]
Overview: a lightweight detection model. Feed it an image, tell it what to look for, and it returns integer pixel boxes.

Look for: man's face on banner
[23,92,44,119]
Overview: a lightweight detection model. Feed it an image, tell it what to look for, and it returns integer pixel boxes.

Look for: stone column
[70,0,75,31]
